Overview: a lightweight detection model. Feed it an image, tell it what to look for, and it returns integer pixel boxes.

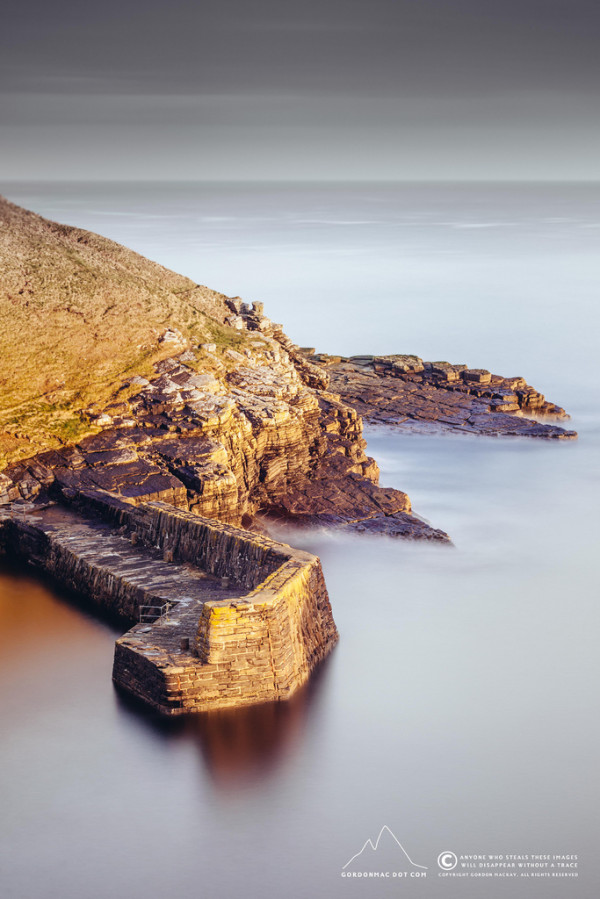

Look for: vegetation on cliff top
[0,196,243,467]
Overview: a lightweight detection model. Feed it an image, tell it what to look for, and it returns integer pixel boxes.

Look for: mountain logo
[342,825,428,871]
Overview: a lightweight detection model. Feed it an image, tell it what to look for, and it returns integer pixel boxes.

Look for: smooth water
[1,182,598,898]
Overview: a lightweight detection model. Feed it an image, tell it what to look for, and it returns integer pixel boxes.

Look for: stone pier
[0,490,338,714]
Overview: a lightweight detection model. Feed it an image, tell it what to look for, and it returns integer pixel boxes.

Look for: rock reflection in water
[114,655,331,788]
[0,554,332,791]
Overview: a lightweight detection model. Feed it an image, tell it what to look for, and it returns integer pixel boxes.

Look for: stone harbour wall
[109,497,338,714]
[1,492,339,714]
[113,550,336,714]
[0,503,210,622]
[70,488,292,589]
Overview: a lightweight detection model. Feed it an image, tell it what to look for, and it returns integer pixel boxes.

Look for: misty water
[1,182,599,898]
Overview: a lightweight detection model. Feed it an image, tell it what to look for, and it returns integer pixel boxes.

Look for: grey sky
[1,0,599,180]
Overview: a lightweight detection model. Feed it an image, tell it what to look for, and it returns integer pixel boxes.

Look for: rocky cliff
[0,197,447,540]
[0,196,578,715]
[1,298,448,540]
[1,197,576,543]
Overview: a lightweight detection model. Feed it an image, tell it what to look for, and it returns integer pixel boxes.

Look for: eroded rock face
[322,355,577,440]
[1,304,448,541]
[0,303,577,542]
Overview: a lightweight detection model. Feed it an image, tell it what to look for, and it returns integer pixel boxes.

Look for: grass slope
[0,195,240,466]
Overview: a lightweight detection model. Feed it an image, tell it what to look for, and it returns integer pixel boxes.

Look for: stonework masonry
[0,490,338,714]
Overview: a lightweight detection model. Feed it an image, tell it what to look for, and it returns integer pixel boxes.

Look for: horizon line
[2,177,600,186]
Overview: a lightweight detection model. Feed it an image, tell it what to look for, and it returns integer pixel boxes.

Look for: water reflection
[0,558,125,634]
[114,655,332,788]
[1,552,332,789]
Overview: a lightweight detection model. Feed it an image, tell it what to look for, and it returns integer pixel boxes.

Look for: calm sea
[1,181,599,898]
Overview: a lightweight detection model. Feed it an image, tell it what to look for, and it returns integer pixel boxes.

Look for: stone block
[462,369,492,384]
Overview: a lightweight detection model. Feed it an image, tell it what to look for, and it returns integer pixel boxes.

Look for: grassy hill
[0,195,238,467]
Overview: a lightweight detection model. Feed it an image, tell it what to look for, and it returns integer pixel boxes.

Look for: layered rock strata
[320,354,577,439]
[1,303,449,541]
[0,197,579,718]
[0,490,338,714]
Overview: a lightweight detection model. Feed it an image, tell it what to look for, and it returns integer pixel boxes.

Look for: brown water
[1,181,598,898]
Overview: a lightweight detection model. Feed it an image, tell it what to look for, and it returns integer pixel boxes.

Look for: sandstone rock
[84,448,140,467]
[0,473,19,505]
[159,328,186,347]
[225,298,244,315]
[349,355,375,366]
[224,349,246,364]
[8,313,573,550]
[328,357,576,440]
[374,354,425,374]
[462,368,492,384]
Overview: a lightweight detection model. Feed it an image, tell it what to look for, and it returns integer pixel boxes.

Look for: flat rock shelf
[323,354,577,439]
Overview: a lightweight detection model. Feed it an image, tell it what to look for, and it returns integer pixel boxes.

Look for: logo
[341,826,428,878]
[437,851,458,870]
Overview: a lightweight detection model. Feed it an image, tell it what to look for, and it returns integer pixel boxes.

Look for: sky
[1,0,599,181]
